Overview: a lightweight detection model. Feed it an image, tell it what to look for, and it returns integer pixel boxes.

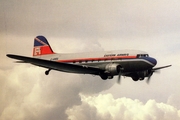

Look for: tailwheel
[45,69,51,75]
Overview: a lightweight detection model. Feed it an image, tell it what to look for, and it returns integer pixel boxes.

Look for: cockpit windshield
[137,54,149,58]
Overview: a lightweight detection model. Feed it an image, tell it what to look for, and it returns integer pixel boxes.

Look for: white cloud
[66,94,180,120]
[0,63,114,120]
[167,94,180,109]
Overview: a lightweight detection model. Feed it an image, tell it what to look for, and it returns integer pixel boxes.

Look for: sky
[1,0,180,120]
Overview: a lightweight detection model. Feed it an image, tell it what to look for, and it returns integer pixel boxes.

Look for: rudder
[33,36,54,56]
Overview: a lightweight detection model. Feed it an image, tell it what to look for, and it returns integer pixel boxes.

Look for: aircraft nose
[148,57,157,66]
[141,57,157,66]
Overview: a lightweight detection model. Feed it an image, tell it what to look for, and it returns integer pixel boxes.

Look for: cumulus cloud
[66,94,180,120]
[167,94,180,110]
[0,63,114,120]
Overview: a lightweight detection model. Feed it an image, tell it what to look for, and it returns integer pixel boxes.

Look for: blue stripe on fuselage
[140,57,157,66]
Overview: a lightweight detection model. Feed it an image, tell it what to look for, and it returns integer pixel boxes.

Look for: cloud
[0,63,114,120]
[1,0,180,119]
[167,94,180,110]
[66,94,180,120]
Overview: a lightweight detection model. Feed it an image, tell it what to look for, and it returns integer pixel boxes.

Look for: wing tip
[153,64,172,71]
[6,54,11,57]
[6,54,14,58]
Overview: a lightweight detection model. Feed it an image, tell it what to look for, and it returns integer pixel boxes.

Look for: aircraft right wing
[6,54,104,75]
[152,65,172,71]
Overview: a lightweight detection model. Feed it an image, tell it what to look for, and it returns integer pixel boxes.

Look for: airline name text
[104,53,129,57]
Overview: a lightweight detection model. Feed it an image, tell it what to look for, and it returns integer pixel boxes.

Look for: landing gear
[100,75,108,80]
[139,77,145,80]
[108,76,114,79]
[100,73,114,80]
[45,69,51,75]
[132,76,139,81]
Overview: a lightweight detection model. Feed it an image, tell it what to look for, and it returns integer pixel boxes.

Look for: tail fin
[33,36,55,56]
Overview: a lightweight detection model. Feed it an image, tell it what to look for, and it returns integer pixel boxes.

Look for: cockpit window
[137,54,149,58]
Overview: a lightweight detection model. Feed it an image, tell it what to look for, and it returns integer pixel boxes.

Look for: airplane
[6,35,172,83]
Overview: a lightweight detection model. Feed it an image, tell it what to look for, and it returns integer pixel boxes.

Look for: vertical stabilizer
[33,36,54,56]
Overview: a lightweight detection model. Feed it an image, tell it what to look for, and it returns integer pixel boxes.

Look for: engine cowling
[137,70,149,80]
[105,63,121,75]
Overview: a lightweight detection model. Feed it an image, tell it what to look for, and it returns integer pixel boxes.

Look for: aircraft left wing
[6,54,103,75]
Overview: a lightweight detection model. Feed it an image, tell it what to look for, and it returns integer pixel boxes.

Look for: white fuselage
[35,50,156,76]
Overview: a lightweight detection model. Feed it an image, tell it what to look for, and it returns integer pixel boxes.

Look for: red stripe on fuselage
[58,56,137,63]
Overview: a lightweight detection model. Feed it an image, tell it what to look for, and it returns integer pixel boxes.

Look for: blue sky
[1,0,180,119]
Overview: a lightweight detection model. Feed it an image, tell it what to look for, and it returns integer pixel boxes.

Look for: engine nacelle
[105,63,121,75]
[137,70,149,80]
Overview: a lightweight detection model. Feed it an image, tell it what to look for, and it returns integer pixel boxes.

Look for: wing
[152,65,172,71]
[6,54,103,75]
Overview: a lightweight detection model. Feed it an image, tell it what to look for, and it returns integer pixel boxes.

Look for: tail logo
[34,47,41,56]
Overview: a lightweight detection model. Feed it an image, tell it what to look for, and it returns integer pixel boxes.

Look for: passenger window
[137,54,148,58]
[137,54,141,58]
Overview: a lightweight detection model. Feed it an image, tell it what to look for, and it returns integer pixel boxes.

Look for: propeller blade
[147,69,161,84]
[117,66,124,84]
[153,70,160,74]
[117,71,121,84]
[147,75,151,84]
[146,65,171,84]
[146,71,153,84]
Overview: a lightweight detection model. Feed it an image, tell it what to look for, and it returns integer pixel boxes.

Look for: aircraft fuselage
[35,50,157,80]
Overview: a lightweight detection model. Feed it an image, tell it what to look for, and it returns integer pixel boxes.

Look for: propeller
[117,66,124,84]
[146,70,160,84]
[147,71,153,84]
[117,71,121,84]
[146,65,172,84]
